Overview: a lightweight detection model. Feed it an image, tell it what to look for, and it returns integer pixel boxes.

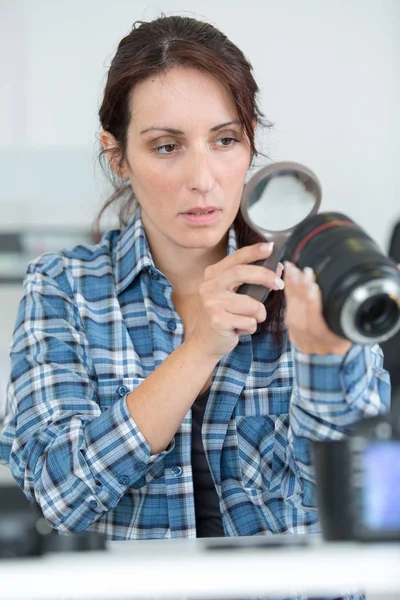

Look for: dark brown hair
[96,14,285,342]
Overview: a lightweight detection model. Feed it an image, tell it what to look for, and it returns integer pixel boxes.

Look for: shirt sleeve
[285,343,391,510]
[0,256,173,533]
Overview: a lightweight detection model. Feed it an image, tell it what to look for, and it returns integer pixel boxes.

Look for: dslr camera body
[313,410,400,541]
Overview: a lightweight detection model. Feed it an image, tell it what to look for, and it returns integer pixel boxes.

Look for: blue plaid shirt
[0,210,390,599]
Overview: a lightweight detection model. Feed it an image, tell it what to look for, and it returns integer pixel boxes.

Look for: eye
[153,143,178,154]
[216,137,239,147]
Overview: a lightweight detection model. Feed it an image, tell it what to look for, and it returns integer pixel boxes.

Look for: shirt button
[345,364,354,374]
[88,500,98,510]
[95,483,102,494]
[135,461,146,472]
[118,475,130,486]
[117,385,129,397]
[167,319,177,331]
[171,466,183,477]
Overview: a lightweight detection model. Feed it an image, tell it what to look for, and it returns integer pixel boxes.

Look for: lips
[182,207,219,214]
[180,208,222,225]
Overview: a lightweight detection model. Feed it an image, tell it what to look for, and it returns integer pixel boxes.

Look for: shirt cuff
[83,395,175,498]
[293,343,367,398]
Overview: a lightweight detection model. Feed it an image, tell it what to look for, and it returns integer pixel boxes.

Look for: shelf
[0,230,94,284]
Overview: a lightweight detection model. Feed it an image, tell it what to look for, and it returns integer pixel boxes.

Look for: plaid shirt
[0,210,390,599]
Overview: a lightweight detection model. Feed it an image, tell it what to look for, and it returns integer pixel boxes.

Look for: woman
[0,15,390,600]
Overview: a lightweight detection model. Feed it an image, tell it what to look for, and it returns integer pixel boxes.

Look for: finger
[302,269,350,352]
[304,281,325,333]
[210,311,259,336]
[231,315,259,335]
[218,263,285,292]
[205,242,275,277]
[300,267,324,319]
[222,293,267,323]
[304,270,322,311]
[283,261,302,308]
[284,263,318,330]
[236,327,258,335]
[302,267,319,301]
[284,262,314,293]
[284,262,307,327]
[285,263,324,333]
[276,262,284,279]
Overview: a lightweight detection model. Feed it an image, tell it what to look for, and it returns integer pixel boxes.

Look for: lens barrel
[285,212,400,344]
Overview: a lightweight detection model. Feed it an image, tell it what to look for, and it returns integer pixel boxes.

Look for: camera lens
[285,212,400,344]
[356,294,399,336]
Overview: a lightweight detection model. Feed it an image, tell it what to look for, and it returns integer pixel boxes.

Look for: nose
[186,150,215,195]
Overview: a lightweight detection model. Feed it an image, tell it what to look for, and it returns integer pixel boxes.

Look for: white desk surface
[0,535,399,600]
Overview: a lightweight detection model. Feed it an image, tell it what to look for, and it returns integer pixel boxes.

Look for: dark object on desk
[380,219,400,395]
[0,482,105,559]
[0,485,44,558]
[313,412,400,542]
[205,534,311,552]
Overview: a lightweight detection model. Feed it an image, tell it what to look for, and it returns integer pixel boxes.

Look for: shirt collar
[112,208,239,295]
[227,221,238,256]
[112,208,155,295]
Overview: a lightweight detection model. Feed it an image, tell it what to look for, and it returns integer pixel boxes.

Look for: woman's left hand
[283,261,352,356]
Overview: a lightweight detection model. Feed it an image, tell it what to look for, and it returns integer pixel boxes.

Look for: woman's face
[119,66,251,255]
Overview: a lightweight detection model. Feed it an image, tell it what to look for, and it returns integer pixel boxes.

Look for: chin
[180,229,228,251]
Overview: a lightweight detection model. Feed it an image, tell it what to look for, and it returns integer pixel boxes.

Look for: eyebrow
[140,120,241,135]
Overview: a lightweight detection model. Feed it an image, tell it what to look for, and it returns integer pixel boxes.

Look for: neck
[149,236,228,296]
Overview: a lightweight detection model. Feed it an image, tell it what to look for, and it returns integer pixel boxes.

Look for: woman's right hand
[188,242,285,361]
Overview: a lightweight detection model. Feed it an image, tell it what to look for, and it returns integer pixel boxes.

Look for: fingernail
[285,262,299,283]
[308,282,319,299]
[284,261,293,271]
[260,242,274,252]
[278,262,284,271]
[303,266,314,283]
[274,276,285,290]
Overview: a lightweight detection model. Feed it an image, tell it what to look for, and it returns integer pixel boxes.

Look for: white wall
[1,1,399,410]
[1,0,399,247]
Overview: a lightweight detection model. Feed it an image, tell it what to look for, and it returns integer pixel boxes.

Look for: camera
[313,409,400,542]
[285,211,400,344]
[283,210,400,541]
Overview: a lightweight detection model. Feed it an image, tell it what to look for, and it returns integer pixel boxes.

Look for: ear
[100,130,129,178]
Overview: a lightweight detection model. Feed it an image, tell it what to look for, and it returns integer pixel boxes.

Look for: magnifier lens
[236,162,321,304]
[246,173,318,232]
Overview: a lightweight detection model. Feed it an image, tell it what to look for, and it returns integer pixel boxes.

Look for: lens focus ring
[340,278,400,344]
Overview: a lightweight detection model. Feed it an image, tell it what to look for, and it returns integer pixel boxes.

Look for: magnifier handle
[236,246,284,304]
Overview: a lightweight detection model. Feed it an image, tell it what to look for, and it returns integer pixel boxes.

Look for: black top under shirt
[191,395,348,600]
[191,388,225,537]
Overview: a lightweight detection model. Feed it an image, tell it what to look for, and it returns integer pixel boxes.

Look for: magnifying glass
[237,161,322,303]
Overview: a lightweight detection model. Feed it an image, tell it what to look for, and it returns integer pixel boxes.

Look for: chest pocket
[234,386,291,494]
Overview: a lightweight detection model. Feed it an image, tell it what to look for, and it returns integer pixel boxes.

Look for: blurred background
[0,0,399,420]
